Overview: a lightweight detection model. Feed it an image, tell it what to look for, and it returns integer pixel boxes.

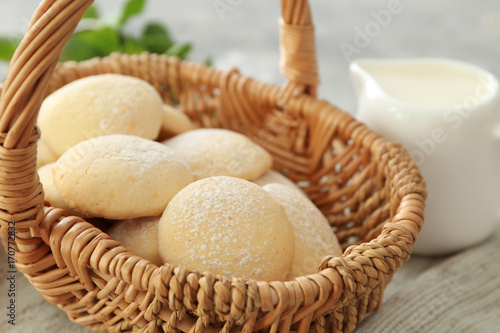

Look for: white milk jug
[350,58,500,255]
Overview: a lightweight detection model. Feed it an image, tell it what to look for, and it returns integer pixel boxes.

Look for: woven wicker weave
[0,1,426,332]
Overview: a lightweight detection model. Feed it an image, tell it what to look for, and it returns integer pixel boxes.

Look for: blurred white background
[1,0,499,113]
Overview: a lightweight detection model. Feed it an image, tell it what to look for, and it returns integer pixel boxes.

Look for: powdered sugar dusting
[54,134,193,219]
[60,134,190,174]
[263,183,342,278]
[163,129,272,180]
[159,176,294,281]
[39,74,163,156]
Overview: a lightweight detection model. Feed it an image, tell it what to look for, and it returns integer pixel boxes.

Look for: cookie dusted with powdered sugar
[158,176,295,281]
[53,134,193,219]
[163,129,272,180]
[263,183,342,279]
[39,74,163,156]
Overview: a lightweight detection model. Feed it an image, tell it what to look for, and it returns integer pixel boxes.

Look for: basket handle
[279,0,320,99]
[0,1,96,256]
[0,0,320,149]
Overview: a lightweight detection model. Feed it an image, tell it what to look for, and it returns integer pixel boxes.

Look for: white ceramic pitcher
[350,58,500,255]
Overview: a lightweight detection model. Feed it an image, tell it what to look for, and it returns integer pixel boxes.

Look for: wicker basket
[0,1,426,332]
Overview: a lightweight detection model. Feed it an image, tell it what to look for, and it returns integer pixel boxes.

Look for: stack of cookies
[37,74,342,281]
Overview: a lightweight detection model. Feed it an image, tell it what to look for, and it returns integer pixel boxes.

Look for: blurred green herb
[0,0,203,64]
[0,36,21,61]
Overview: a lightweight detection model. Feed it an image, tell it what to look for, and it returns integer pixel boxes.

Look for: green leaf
[82,5,99,19]
[166,43,192,59]
[60,28,121,62]
[0,36,21,61]
[122,36,147,54]
[141,22,173,54]
[204,57,213,67]
[61,39,95,62]
[119,0,147,27]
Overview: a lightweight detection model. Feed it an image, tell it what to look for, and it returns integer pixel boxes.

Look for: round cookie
[253,170,305,195]
[37,140,58,168]
[163,128,272,180]
[38,163,88,217]
[157,104,196,141]
[107,216,162,266]
[158,176,294,281]
[38,74,163,156]
[53,134,193,219]
[262,183,343,279]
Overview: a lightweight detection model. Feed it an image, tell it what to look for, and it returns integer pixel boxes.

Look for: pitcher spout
[349,60,384,100]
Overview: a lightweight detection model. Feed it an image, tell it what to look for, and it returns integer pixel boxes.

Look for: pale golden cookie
[157,104,196,141]
[39,74,163,156]
[37,140,58,168]
[38,163,88,217]
[163,129,272,180]
[107,216,162,266]
[53,134,193,219]
[253,170,305,195]
[158,176,294,281]
[263,184,342,279]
